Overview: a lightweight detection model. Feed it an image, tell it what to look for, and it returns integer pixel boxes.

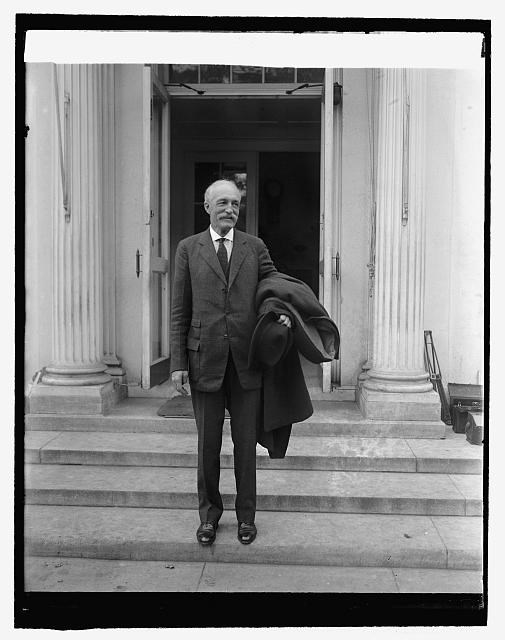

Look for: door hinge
[333,82,342,106]
[332,252,340,280]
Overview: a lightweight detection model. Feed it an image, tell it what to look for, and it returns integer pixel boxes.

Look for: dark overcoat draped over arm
[251,272,340,458]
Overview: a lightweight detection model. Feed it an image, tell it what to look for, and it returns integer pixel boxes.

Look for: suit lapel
[228,232,248,289]
[198,230,227,285]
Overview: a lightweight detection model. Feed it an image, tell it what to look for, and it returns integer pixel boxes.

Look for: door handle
[136,249,142,278]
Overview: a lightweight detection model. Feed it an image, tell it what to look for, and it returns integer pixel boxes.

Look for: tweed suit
[170,228,277,524]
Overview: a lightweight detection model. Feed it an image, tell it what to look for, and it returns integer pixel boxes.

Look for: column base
[27,380,119,415]
[358,385,442,421]
[356,361,372,395]
[107,372,128,401]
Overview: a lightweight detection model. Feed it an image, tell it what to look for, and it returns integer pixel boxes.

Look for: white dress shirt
[209,226,234,261]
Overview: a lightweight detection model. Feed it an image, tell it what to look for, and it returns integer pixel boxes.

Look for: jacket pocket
[186,337,200,380]
[190,319,201,340]
[187,337,200,351]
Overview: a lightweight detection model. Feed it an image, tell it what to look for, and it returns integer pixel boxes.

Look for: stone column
[100,65,126,397]
[358,69,440,421]
[30,65,115,414]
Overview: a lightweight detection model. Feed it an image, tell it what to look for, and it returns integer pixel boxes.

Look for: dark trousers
[190,353,260,524]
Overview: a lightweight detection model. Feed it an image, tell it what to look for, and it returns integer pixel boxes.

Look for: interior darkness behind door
[258,152,320,296]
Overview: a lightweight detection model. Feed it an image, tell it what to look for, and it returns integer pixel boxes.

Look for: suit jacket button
[224,334,228,338]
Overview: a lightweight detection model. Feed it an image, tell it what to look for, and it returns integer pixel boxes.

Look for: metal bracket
[164,82,205,95]
[286,82,342,106]
[286,83,321,95]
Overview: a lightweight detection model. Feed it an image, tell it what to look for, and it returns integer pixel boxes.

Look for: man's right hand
[172,370,189,396]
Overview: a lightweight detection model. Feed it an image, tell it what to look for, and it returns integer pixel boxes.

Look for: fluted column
[41,64,110,387]
[100,65,124,379]
[359,69,440,421]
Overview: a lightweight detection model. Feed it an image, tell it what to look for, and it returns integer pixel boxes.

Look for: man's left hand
[277,314,292,329]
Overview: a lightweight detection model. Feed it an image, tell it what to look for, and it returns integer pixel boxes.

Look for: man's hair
[204,179,241,205]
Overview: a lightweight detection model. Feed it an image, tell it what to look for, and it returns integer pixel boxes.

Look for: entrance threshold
[126,378,355,402]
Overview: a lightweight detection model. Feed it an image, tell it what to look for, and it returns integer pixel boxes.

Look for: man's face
[204,182,241,236]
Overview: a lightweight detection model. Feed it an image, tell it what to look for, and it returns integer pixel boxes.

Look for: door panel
[142,67,171,388]
[320,68,342,391]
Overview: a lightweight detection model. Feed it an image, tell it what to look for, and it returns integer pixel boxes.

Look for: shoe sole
[197,538,215,546]
[238,536,256,545]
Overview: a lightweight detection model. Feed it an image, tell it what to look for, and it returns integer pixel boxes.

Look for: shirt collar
[209,226,234,243]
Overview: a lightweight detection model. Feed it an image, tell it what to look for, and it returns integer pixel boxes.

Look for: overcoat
[249,273,340,458]
[169,228,277,392]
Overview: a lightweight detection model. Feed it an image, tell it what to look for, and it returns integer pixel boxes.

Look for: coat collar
[198,229,249,287]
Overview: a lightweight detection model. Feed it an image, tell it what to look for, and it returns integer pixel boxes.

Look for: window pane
[200,65,230,83]
[151,273,163,360]
[231,66,263,83]
[169,64,198,83]
[265,67,295,83]
[296,68,324,83]
[194,162,220,205]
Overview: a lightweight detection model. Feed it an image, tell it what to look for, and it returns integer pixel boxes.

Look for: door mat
[157,396,194,417]
[157,396,230,419]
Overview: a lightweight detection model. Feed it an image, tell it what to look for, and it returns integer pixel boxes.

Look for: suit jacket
[169,228,277,392]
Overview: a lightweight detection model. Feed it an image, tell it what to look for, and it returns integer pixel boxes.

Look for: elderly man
[170,179,290,546]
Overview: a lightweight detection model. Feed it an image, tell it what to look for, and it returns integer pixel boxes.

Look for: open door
[319,68,342,392]
[141,67,171,388]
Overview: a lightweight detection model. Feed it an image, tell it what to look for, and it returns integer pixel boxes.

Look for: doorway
[186,150,320,297]
[168,94,332,390]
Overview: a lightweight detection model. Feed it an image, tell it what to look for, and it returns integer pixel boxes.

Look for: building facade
[25,64,485,421]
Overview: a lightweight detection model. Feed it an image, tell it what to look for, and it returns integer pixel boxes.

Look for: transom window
[167,65,324,85]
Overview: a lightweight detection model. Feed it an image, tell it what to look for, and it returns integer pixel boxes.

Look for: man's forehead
[210,182,241,199]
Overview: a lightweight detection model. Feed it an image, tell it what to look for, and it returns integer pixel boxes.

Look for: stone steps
[25,463,482,516]
[24,398,482,585]
[24,556,483,593]
[25,430,483,474]
[24,505,482,570]
[25,399,446,439]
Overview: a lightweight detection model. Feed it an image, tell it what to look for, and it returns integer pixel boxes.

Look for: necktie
[217,238,229,280]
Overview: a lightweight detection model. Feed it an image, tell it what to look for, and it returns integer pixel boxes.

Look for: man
[170,179,290,546]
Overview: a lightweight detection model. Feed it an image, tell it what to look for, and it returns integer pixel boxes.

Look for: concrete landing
[25,399,446,439]
[25,463,482,516]
[24,556,483,593]
[24,505,483,570]
[25,430,483,474]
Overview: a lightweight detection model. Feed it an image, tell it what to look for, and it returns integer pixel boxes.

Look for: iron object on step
[424,330,451,424]
[448,383,483,434]
[465,410,484,446]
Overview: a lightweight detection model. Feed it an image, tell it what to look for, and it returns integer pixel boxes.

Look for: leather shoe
[237,522,257,545]
[196,522,218,546]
